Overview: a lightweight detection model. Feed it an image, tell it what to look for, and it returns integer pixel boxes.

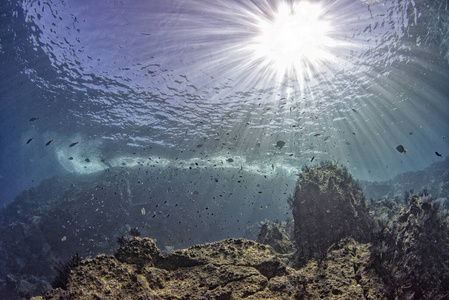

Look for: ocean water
[1,0,448,208]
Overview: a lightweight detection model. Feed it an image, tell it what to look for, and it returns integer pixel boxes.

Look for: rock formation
[256,221,294,254]
[291,161,375,266]
[373,194,449,299]
[32,237,388,300]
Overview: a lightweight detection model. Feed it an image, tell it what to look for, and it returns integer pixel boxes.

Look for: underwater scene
[1,0,449,299]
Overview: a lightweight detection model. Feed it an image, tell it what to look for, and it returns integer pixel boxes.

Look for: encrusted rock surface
[291,162,375,266]
[373,194,449,299]
[32,237,388,299]
[256,221,294,254]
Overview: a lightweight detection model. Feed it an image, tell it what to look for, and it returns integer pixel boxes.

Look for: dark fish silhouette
[68,157,74,160]
[274,140,285,149]
[45,139,53,146]
[69,141,79,147]
[311,156,315,162]
[313,133,321,137]
[29,117,40,122]
[435,152,443,157]
[396,145,407,153]
[227,158,234,162]
[85,158,90,162]
[26,138,34,144]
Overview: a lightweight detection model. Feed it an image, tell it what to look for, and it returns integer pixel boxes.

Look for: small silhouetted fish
[69,141,79,147]
[314,133,321,137]
[435,152,443,157]
[85,158,90,162]
[29,117,39,122]
[409,132,413,135]
[68,157,73,160]
[196,144,203,148]
[351,108,357,112]
[274,140,285,149]
[227,158,234,162]
[26,138,34,144]
[311,156,315,162]
[45,139,53,146]
[396,145,407,153]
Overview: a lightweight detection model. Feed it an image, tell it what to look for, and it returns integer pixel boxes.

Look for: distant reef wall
[361,156,449,201]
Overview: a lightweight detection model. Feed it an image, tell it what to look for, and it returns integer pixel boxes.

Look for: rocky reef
[372,194,449,299]
[0,165,288,299]
[32,236,388,300]
[290,162,375,266]
[4,160,449,299]
[361,156,449,202]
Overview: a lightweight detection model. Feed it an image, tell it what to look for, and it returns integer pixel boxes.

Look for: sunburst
[249,1,340,86]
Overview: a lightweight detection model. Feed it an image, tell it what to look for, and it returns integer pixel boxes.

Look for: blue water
[1,0,448,207]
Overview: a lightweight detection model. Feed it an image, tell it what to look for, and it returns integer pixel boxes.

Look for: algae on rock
[32,237,388,300]
[291,162,375,266]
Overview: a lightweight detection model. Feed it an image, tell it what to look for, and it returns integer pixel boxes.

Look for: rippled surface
[1,0,448,205]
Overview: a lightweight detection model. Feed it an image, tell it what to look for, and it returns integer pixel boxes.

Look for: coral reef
[291,161,375,266]
[32,237,388,300]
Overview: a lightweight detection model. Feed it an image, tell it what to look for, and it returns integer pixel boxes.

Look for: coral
[291,161,375,266]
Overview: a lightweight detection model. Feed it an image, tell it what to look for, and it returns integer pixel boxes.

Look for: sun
[249,1,338,85]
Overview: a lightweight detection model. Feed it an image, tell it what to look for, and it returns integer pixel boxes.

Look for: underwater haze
[1,0,449,207]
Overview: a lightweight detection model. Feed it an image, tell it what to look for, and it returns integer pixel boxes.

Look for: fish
[227,158,234,162]
[274,140,285,149]
[69,141,79,147]
[85,158,91,162]
[313,133,321,137]
[311,156,315,162]
[68,157,74,160]
[29,117,40,122]
[435,152,443,157]
[45,139,53,146]
[396,145,407,153]
[26,138,34,144]
[351,108,357,112]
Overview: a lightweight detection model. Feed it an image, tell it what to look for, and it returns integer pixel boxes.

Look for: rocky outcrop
[291,162,375,266]
[33,237,388,300]
[373,194,449,299]
[256,221,294,254]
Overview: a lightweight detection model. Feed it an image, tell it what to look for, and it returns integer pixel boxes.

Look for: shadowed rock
[291,162,375,266]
